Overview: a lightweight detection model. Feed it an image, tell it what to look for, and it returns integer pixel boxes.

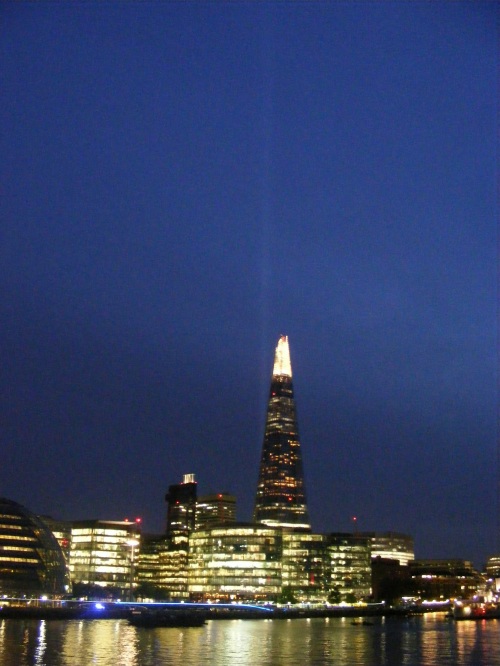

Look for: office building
[69,519,140,595]
[135,533,169,598]
[327,533,371,602]
[485,555,500,579]
[158,548,190,600]
[0,497,69,596]
[486,555,500,592]
[254,335,310,529]
[371,557,410,603]
[39,515,72,564]
[135,533,191,601]
[165,473,197,545]
[189,524,282,601]
[281,531,327,601]
[359,531,414,566]
[409,559,484,600]
[196,493,236,529]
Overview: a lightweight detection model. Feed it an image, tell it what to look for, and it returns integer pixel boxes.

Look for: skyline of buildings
[4,492,491,606]
[0,335,496,599]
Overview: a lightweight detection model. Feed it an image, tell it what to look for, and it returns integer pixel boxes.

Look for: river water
[0,615,499,666]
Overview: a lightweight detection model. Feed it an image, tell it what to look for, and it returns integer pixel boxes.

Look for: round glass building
[0,497,69,596]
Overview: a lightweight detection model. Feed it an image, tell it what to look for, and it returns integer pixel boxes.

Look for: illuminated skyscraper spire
[272,334,292,377]
[254,335,310,529]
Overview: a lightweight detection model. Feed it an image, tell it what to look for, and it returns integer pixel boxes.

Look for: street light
[126,538,140,601]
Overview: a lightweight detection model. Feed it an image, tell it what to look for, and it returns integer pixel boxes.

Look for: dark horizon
[1,2,497,569]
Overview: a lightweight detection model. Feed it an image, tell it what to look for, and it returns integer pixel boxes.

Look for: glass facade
[39,516,72,565]
[189,525,282,601]
[327,534,372,602]
[158,548,190,599]
[165,474,197,545]
[69,520,140,593]
[136,534,169,597]
[135,535,190,600]
[196,493,236,529]
[282,531,327,601]
[254,336,310,529]
[358,532,414,566]
[0,497,69,596]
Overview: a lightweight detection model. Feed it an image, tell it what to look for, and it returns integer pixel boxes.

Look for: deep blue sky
[1,2,497,567]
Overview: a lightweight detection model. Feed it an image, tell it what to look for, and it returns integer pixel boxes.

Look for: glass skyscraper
[165,473,197,545]
[254,335,310,529]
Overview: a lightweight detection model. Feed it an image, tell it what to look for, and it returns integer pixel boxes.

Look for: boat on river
[453,600,500,620]
[351,619,374,626]
[128,607,207,627]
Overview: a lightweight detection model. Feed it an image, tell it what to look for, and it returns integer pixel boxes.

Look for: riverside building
[359,532,414,566]
[188,524,282,602]
[0,497,69,597]
[39,516,72,565]
[135,535,192,601]
[69,519,140,595]
[486,556,500,592]
[409,559,484,600]
[281,531,327,601]
[327,533,372,602]
[135,533,169,598]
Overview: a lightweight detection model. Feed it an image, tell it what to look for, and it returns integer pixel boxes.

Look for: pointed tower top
[272,335,292,378]
[255,334,309,529]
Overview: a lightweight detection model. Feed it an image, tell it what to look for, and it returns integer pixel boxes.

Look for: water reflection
[59,620,140,666]
[456,618,500,665]
[0,616,499,665]
[33,621,46,666]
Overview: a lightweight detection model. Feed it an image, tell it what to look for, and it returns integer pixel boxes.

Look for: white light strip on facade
[273,335,292,377]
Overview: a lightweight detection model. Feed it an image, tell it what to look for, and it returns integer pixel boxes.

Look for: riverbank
[0,600,449,621]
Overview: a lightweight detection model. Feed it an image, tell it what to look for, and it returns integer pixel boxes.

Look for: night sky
[1,2,497,568]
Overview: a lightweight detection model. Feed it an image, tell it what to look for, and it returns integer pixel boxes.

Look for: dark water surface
[0,615,499,665]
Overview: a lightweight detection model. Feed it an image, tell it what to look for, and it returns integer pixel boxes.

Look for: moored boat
[453,600,500,620]
[128,607,207,627]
